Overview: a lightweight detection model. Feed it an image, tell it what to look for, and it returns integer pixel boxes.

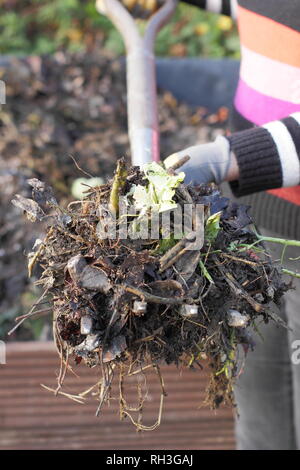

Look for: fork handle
[96,0,178,166]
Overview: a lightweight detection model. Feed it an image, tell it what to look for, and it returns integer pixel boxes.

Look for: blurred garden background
[0,0,240,58]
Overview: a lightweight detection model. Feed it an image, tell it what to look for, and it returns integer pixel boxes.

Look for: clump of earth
[0,51,226,338]
[12,158,288,428]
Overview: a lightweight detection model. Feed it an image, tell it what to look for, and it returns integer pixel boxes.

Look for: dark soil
[11,160,289,428]
[0,51,227,339]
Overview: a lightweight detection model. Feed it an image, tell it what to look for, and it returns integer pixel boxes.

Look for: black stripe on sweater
[222,0,232,16]
[281,117,300,161]
[228,126,283,196]
[182,0,233,17]
[182,0,206,10]
[238,0,300,32]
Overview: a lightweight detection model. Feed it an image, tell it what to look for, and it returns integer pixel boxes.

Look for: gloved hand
[164,135,239,185]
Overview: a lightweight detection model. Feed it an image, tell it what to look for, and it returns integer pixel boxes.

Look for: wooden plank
[0,342,235,450]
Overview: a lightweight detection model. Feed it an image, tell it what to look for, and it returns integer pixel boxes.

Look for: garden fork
[95,0,178,166]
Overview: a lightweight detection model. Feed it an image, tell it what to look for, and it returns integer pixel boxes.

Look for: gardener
[122,0,300,450]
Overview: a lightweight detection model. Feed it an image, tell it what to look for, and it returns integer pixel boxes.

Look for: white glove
[164,135,238,185]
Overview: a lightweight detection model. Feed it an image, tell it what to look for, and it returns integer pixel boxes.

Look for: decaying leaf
[102,335,127,363]
[11,194,45,222]
[67,255,111,293]
[27,178,58,207]
[128,161,185,215]
[148,280,184,298]
[80,266,111,293]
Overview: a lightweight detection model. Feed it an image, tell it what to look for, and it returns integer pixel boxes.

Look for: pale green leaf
[199,259,214,283]
[204,211,221,243]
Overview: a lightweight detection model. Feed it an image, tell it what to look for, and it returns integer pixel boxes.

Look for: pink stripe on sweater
[234,79,300,125]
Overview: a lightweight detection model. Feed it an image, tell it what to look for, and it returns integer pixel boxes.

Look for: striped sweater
[184,0,300,237]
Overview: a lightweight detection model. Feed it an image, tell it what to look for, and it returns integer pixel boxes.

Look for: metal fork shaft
[96,0,177,166]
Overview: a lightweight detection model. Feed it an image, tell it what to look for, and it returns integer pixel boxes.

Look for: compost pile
[12,158,288,428]
[0,51,225,334]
